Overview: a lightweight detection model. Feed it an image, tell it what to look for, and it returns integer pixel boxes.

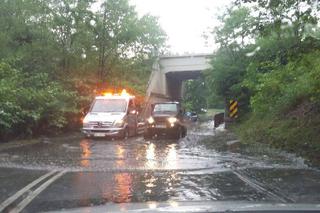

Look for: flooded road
[0,122,320,212]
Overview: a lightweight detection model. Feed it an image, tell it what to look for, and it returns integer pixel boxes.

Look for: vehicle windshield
[153,103,178,113]
[90,99,127,113]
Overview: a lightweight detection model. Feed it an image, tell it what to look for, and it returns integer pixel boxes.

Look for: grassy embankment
[235,112,320,165]
[200,107,320,166]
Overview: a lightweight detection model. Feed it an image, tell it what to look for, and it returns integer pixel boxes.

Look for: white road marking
[10,170,66,213]
[0,170,57,212]
[232,170,293,203]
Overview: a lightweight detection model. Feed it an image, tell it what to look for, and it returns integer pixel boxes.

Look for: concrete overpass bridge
[144,54,212,116]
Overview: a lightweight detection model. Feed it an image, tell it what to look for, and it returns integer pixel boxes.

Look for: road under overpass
[144,54,212,117]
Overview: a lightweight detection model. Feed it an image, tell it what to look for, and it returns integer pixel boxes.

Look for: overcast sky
[129,0,232,54]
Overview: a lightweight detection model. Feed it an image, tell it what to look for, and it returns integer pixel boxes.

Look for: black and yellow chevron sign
[229,100,238,118]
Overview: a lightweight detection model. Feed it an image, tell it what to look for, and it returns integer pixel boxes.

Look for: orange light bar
[121,89,129,96]
[103,92,112,96]
[101,89,132,97]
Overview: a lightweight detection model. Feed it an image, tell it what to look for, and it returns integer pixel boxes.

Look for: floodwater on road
[0,121,320,212]
[0,122,308,172]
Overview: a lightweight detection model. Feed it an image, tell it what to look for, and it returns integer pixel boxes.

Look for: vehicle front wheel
[119,128,129,140]
[85,134,92,139]
[172,127,182,140]
[143,129,152,140]
[182,128,187,138]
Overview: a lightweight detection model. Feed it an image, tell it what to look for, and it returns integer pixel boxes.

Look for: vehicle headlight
[82,117,90,128]
[147,117,155,124]
[168,117,177,123]
[82,116,89,124]
[114,119,124,127]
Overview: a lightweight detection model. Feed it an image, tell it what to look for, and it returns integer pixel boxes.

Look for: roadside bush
[237,51,320,163]
[249,51,320,117]
[0,62,78,139]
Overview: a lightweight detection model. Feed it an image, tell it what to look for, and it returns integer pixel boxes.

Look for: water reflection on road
[80,140,91,167]
[75,137,187,171]
[67,137,187,205]
[1,122,320,211]
[166,144,178,169]
[0,122,312,174]
[146,143,156,169]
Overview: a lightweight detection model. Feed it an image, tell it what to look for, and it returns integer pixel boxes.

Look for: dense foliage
[0,0,166,139]
[182,78,224,113]
[182,79,207,113]
[205,0,320,160]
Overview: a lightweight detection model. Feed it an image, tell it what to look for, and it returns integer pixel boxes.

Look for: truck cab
[144,102,187,139]
[82,91,138,139]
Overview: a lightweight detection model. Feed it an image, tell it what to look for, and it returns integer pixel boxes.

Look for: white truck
[82,90,138,139]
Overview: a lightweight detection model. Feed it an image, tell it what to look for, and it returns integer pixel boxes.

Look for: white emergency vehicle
[82,90,138,139]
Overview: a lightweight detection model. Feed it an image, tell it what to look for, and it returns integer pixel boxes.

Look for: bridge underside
[166,70,202,101]
[144,54,212,117]
[143,70,202,117]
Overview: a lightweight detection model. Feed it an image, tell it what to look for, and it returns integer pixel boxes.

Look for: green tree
[0,0,166,138]
[206,0,320,159]
[93,0,166,88]
[205,6,255,114]
[183,78,208,113]
[0,62,76,138]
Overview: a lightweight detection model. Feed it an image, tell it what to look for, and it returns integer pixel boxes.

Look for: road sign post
[225,99,238,129]
[229,100,238,119]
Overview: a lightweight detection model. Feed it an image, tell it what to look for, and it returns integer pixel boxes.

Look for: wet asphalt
[0,122,320,212]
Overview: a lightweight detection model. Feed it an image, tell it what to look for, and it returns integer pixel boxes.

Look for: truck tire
[182,127,187,138]
[143,129,152,140]
[172,127,182,140]
[119,128,129,140]
[133,126,138,136]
